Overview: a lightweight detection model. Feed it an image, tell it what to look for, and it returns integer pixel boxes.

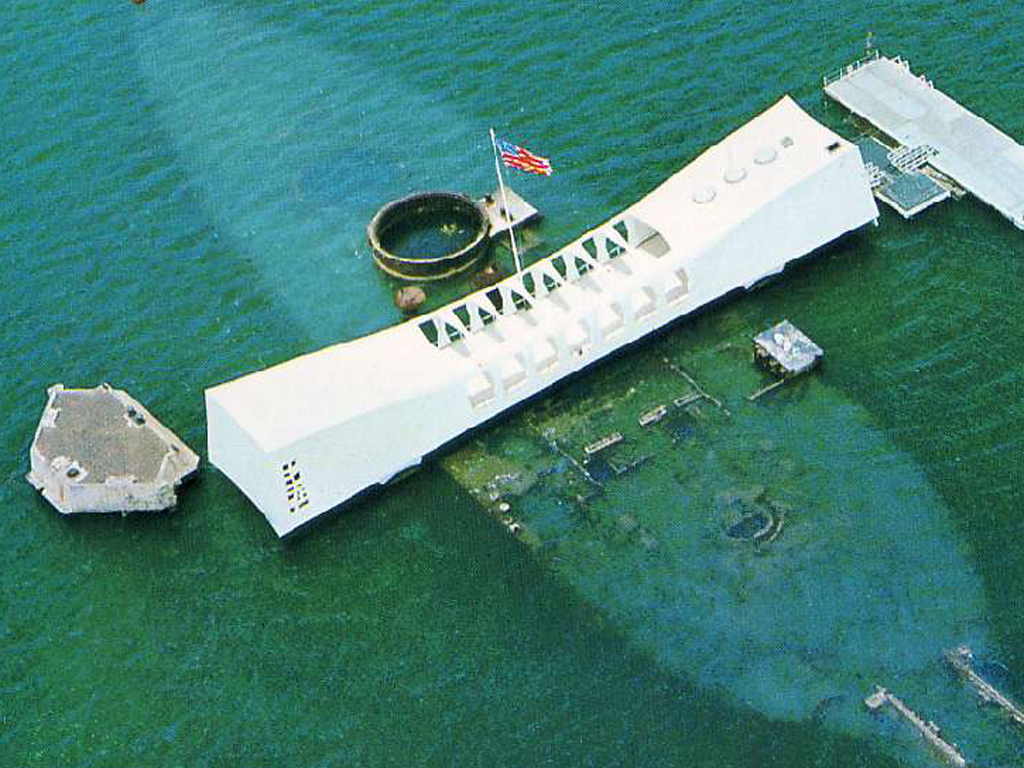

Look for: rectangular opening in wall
[632,286,657,318]
[468,372,496,408]
[581,238,598,260]
[418,319,440,346]
[520,272,536,296]
[444,322,464,342]
[453,305,471,328]
[638,232,670,258]
[485,287,505,314]
[604,236,626,258]
[532,338,558,372]
[665,268,690,304]
[476,304,496,326]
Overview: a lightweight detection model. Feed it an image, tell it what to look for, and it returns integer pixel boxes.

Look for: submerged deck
[825,53,1024,229]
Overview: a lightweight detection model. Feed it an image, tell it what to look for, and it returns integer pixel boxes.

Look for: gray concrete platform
[477,187,539,236]
[27,384,199,515]
[825,54,1024,230]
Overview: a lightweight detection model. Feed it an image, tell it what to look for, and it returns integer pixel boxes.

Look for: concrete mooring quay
[944,646,1024,728]
[864,686,967,767]
[824,52,1024,229]
[27,384,199,515]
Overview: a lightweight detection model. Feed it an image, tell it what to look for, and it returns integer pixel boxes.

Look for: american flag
[496,138,553,176]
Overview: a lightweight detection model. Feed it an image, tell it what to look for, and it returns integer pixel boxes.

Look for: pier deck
[825,54,1024,229]
[944,646,1024,727]
[865,686,967,767]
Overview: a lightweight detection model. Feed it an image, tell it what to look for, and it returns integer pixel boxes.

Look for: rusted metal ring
[368,191,491,281]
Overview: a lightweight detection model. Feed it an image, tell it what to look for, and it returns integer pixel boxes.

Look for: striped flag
[496,138,553,176]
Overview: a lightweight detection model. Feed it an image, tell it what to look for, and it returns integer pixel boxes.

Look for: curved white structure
[206,96,879,537]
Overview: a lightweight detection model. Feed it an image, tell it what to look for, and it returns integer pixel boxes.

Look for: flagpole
[489,127,523,274]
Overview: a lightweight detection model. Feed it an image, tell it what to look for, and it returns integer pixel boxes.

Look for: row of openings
[467,268,690,409]
[418,219,666,347]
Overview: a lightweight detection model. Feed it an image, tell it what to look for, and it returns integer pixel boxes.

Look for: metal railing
[822,49,881,87]
[887,144,938,174]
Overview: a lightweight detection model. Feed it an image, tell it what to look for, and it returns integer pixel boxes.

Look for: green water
[4,2,1024,766]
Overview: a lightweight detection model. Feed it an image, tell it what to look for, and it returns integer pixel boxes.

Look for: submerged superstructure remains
[825,52,1024,228]
[205,95,879,537]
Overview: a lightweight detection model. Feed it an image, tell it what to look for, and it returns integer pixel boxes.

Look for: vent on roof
[282,460,310,514]
[781,136,794,148]
[754,147,777,165]
[692,185,716,204]
[724,167,747,183]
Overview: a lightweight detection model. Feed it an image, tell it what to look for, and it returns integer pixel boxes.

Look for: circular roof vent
[754,146,777,165]
[692,185,716,204]
[724,167,747,184]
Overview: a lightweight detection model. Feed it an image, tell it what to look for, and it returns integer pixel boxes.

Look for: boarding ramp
[825,54,1024,229]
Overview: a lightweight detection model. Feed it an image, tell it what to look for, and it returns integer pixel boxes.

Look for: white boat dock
[27,383,199,515]
[944,646,1024,728]
[865,686,967,767]
[824,53,1024,230]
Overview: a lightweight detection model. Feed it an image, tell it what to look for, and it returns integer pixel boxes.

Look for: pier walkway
[944,646,1024,727]
[865,686,967,767]
[825,53,1024,230]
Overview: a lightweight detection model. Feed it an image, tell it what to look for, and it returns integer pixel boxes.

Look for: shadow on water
[130,1,518,345]
[281,470,905,768]
[442,276,1021,766]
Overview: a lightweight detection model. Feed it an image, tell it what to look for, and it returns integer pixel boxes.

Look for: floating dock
[824,52,1024,229]
[865,686,967,767]
[27,384,199,515]
[944,646,1024,727]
